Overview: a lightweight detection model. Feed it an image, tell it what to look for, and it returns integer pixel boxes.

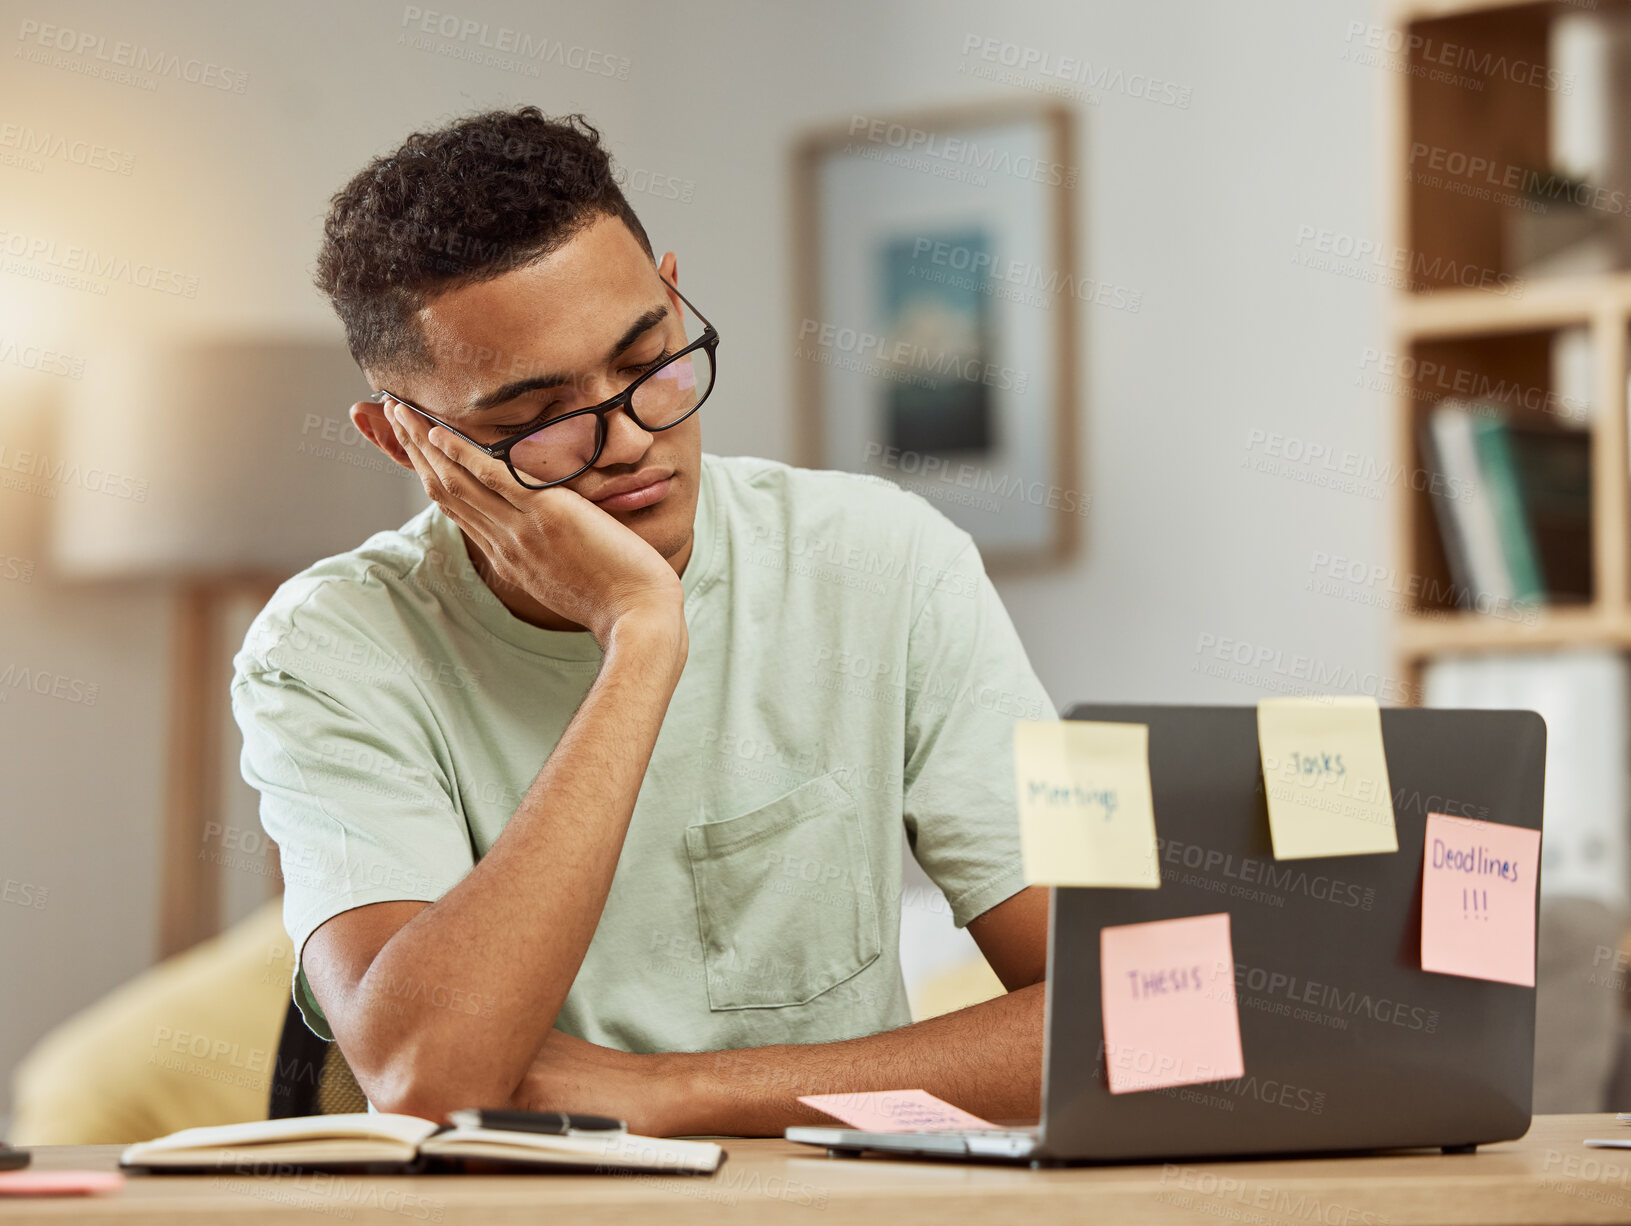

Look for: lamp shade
[50,335,418,580]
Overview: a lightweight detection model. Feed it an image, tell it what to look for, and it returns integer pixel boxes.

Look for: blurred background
[5,0,1630,1140]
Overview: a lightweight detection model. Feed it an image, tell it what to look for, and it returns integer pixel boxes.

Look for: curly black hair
[314,106,653,379]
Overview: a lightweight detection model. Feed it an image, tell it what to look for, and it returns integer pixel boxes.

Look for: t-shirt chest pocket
[683,771,882,1010]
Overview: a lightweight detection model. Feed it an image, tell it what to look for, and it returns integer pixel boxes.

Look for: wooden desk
[4,1114,1630,1225]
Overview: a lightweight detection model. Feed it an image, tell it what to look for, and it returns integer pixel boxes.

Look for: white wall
[0,0,1386,1119]
[555,0,1391,714]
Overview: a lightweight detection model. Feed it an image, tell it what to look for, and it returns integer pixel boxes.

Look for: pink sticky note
[1420,812,1540,987]
[0,1170,124,1196]
[797,1090,996,1132]
[1100,912,1245,1094]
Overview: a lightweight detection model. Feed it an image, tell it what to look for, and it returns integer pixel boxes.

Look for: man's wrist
[651,1049,720,1136]
[603,605,688,672]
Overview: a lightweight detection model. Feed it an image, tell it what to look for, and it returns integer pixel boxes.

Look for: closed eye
[494,350,677,435]
[628,348,676,376]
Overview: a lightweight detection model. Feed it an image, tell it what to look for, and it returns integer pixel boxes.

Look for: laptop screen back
[1042,704,1543,1160]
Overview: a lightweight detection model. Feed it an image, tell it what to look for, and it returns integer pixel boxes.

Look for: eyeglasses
[375,272,718,490]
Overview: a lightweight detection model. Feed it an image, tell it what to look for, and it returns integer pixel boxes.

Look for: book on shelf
[117,1112,726,1176]
[1421,404,1516,606]
[1418,400,1591,613]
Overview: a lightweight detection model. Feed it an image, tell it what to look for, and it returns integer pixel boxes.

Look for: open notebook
[119,1113,725,1175]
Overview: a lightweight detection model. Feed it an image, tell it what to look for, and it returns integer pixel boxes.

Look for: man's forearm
[667,984,1044,1136]
[345,611,686,1117]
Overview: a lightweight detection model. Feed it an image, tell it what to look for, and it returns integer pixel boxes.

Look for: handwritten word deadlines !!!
[1430,838,1521,882]
[1420,813,1540,987]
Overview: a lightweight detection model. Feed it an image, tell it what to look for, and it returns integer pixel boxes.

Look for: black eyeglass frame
[374,272,718,490]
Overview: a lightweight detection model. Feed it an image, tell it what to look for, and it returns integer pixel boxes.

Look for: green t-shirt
[231,453,1055,1050]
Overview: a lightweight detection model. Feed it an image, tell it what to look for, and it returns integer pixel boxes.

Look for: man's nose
[595,402,654,466]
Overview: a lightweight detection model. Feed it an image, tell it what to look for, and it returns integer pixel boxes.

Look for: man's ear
[658,250,681,318]
[349,399,413,471]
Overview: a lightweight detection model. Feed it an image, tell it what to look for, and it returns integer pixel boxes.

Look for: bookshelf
[1388,0,1631,698]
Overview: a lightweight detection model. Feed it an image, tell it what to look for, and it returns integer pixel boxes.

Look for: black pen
[448,1108,626,1135]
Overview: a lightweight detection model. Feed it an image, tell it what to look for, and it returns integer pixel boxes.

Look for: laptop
[787,703,1545,1165]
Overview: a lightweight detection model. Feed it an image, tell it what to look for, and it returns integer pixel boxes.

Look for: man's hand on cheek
[383,398,684,644]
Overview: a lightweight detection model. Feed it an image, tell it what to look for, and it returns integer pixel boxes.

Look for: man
[231,105,1056,1136]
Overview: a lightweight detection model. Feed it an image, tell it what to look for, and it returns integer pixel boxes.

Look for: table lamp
[51,335,418,958]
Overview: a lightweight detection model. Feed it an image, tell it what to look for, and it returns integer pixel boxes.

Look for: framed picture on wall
[791,98,1083,570]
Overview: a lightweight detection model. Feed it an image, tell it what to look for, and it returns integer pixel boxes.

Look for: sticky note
[1256,696,1398,859]
[0,1170,124,1196]
[797,1090,996,1132]
[1013,720,1159,887]
[1420,812,1541,987]
[1100,912,1244,1094]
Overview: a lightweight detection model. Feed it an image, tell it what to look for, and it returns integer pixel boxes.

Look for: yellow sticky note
[1256,696,1397,860]
[1013,720,1160,888]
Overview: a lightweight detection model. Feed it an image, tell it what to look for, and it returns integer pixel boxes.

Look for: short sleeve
[901,536,1056,927]
[230,665,475,1040]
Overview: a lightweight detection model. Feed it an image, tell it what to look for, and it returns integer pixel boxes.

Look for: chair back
[268,997,368,1116]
